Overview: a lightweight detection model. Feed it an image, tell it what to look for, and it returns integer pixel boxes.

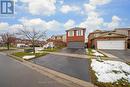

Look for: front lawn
[89,59,130,87]
[86,48,106,57]
[42,46,65,52]
[12,52,48,60]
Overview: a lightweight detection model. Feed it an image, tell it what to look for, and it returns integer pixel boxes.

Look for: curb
[9,54,97,87]
[44,51,92,59]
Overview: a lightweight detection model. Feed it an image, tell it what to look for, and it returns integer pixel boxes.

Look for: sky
[0,0,130,37]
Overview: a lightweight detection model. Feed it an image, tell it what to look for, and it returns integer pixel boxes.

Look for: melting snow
[22,55,35,60]
[91,59,130,83]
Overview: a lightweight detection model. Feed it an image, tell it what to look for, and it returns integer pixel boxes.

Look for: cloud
[60,5,80,14]
[64,19,75,29]
[90,0,111,6]
[79,11,104,34]
[19,18,61,31]
[107,16,121,30]
[19,0,56,16]
[0,22,9,30]
[84,4,96,12]
[58,0,64,5]
[80,0,114,35]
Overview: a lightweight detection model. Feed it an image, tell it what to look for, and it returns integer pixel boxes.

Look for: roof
[115,28,130,30]
[51,34,65,37]
[94,32,127,39]
[66,27,86,31]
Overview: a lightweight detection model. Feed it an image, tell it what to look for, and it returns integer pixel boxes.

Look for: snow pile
[22,55,35,60]
[91,59,130,83]
[35,51,43,53]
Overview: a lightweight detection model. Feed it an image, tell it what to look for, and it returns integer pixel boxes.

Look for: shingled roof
[66,27,86,31]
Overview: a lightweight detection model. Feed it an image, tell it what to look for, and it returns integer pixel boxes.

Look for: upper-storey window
[76,30,83,36]
[68,31,74,36]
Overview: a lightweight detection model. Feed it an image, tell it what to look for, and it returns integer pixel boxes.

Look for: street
[0,54,67,87]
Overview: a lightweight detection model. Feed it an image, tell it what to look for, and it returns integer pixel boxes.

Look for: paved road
[31,54,90,82]
[101,49,130,62]
[0,54,67,87]
[59,48,86,55]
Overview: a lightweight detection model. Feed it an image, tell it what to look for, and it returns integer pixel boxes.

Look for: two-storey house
[66,27,86,48]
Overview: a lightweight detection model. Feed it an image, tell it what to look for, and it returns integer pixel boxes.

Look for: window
[76,30,83,36]
[68,31,74,36]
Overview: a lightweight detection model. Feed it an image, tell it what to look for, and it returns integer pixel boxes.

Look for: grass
[86,48,107,58]
[42,46,65,52]
[12,52,48,60]
[88,60,130,87]
[42,48,59,52]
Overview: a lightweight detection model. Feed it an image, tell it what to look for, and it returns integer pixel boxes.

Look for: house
[88,30,108,48]
[114,28,130,48]
[46,38,66,48]
[66,27,86,48]
[51,34,66,42]
[15,38,45,47]
[88,30,127,50]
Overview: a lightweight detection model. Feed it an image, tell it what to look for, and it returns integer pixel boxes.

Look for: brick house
[88,30,108,48]
[51,34,66,42]
[66,27,86,48]
[88,30,127,50]
[114,28,130,48]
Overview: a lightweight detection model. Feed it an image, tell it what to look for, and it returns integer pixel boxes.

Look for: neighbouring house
[16,44,28,48]
[46,38,66,48]
[88,30,127,50]
[114,28,130,49]
[88,30,108,48]
[15,38,46,47]
[66,27,86,48]
[51,34,66,42]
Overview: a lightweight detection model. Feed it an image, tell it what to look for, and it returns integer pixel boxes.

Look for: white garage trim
[97,40,125,50]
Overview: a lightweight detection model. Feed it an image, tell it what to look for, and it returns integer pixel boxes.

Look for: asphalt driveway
[101,49,130,62]
[59,48,86,55]
[31,54,90,82]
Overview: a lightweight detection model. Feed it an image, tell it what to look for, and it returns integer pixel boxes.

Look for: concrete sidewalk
[44,51,91,59]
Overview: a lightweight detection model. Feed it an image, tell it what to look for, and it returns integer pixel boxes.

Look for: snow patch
[91,59,130,83]
[22,55,35,60]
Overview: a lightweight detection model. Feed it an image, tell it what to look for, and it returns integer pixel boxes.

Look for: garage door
[68,42,84,48]
[97,40,125,50]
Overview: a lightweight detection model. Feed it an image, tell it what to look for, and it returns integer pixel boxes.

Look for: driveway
[59,48,86,55]
[0,54,67,87]
[101,49,130,62]
[31,54,90,82]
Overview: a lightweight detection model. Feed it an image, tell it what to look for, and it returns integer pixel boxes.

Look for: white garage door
[97,40,125,50]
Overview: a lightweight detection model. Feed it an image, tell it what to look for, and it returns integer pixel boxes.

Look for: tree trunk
[32,41,35,54]
[7,43,10,50]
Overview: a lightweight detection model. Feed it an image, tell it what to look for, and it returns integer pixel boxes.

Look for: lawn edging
[8,54,24,62]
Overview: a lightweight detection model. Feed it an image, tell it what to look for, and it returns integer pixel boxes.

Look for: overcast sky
[0,0,130,37]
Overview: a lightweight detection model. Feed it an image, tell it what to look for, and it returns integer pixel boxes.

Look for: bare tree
[17,25,46,54]
[0,32,16,50]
